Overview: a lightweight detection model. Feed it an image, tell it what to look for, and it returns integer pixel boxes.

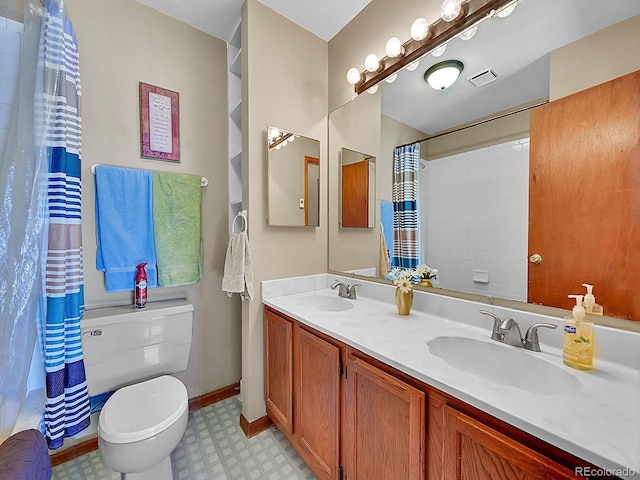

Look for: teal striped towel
[152,171,202,286]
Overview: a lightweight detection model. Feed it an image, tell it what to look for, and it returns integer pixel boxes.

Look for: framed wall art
[139,82,180,162]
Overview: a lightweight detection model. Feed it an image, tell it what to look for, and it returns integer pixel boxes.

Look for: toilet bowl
[81,299,194,480]
[98,376,188,480]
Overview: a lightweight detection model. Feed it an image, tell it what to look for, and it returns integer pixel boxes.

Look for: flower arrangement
[388,264,439,290]
[390,268,414,293]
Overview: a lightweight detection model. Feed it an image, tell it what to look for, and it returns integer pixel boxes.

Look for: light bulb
[282,139,288,147]
[459,25,477,41]
[346,67,361,85]
[411,18,429,41]
[275,144,282,149]
[496,2,517,17]
[431,44,447,57]
[289,135,295,142]
[269,127,279,140]
[365,53,380,72]
[406,60,420,72]
[367,85,379,95]
[385,37,404,58]
[441,0,462,22]
[385,73,398,83]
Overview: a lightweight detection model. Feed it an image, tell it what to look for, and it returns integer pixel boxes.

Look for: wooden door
[343,355,425,480]
[443,406,576,479]
[528,70,640,319]
[342,160,369,227]
[294,327,340,480]
[264,309,293,435]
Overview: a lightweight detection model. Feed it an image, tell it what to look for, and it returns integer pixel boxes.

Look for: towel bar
[90,163,208,187]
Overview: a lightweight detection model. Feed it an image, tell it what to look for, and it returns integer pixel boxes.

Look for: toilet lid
[99,375,188,444]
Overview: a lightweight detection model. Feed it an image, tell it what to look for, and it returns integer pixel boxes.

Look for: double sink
[293,293,581,396]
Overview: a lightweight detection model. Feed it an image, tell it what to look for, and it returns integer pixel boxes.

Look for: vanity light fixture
[345,0,517,95]
[424,60,464,90]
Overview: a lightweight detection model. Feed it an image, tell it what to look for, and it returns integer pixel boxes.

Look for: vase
[420,279,433,287]
[395,288,413,316]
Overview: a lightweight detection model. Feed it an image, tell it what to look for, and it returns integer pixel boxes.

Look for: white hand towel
[222,231,254,301]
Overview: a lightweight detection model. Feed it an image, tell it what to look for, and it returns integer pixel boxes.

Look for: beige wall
[550,15,640,101]
[242,0,328,422]
[66,0,241,399]
[328,91,381,273]
[328,0,441,112]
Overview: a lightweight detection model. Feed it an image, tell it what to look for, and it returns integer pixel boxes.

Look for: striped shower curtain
[391,144,421,269]
[39,0,90,449]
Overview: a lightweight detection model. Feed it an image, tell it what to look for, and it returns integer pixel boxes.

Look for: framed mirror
[340,148,376,228]
[328,2,640,322]
[267,127,320,227]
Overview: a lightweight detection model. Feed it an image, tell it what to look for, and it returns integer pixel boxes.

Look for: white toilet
[81,299,194,480]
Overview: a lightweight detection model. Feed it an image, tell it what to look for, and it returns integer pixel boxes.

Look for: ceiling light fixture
[424,60,464,90]
[345,0,517,95]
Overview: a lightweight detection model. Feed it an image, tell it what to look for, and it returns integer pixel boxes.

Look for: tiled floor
[52,396,316,480]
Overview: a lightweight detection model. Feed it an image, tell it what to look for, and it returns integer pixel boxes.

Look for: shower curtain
[0,1,47,443]
[38,0,91,449]
[0,0,90,448]
[391,143,422,269]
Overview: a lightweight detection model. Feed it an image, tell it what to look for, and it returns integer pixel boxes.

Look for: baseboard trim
[50,381,241,467]
[50,437,98,467]
[239,413,273,439]
[188,382,240,411]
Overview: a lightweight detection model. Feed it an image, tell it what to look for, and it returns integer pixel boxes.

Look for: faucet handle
[523,323,558,352]
[479,310,503,341]
[331,280,349,298]
[347,283,361,299]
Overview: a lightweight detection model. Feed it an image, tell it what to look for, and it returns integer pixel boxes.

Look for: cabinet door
[443,406,576,479]
[264,309,293,435]
[344,356,425,480]
[295,326,340,480]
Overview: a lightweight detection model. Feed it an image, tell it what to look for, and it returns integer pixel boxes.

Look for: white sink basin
[427,336,582,396]
[294,294,354,312]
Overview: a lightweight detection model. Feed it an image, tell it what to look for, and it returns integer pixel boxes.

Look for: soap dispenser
[581,283,603,315]
[563,295,593,371]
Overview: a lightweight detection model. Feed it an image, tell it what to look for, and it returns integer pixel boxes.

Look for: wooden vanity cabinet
[442,406,576,479]
[264,307,341,480]
[264,308,293,435]
[343,354,425,480]
[265,307,603,480]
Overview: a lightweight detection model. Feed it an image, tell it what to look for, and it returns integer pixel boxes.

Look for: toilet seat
[99,375,188,444]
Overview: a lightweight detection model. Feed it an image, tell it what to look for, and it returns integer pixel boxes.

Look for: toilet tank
[81,299,194,396]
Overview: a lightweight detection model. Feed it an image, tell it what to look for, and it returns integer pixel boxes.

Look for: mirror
[340,148,376,228]
[267,127,320,227]
[328,3,640,322]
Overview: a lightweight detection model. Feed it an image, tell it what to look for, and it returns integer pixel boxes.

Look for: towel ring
[233,211,247,234]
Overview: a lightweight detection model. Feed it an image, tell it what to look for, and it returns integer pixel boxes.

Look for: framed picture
[139,82,180,162]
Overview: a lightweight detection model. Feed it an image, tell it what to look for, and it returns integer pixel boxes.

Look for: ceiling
[136,0,640,134]
[135,0,371,43]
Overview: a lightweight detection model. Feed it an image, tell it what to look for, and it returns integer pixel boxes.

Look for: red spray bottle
[135,263,148,308]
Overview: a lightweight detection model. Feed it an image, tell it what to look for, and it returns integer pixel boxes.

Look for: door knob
[529,253,542,264]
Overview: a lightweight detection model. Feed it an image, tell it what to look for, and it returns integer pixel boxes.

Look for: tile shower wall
[421,138,529,301]
[0,16,22,156]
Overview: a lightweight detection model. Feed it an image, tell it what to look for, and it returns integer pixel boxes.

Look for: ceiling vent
[467,68,499,87]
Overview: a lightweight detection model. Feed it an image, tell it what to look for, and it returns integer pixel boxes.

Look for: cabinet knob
[529,253,542,264]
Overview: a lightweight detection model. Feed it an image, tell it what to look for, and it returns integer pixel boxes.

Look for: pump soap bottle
[563,295,593,371]
[581,283,603,315]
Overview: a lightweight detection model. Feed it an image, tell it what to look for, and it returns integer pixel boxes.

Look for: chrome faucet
[480,310,557,352]
[331,280,361,299]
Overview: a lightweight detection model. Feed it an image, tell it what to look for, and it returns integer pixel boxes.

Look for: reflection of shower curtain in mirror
[391,143,422,269]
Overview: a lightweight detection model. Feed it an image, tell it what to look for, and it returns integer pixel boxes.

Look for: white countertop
[262,274,640,479]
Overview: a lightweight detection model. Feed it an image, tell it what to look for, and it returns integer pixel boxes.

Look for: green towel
[152,171,202,286]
